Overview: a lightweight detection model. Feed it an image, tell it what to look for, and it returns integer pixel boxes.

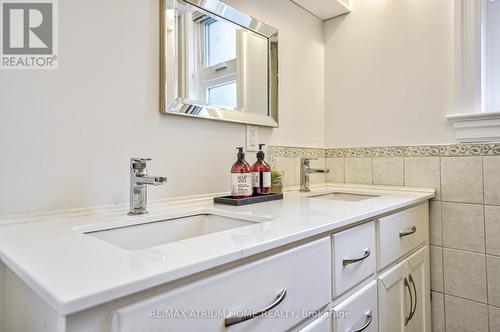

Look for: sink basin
[84,212,260,250]
[309,192,379,202]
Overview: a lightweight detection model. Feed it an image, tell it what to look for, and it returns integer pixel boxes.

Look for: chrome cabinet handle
[343,249,371,266]
[347,310,373,332]
[404,277,413,326]
[399,226,417,238]
[408,274,417,321]
[224,289,287,327]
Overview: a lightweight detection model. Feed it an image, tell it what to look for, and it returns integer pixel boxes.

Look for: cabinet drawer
[299,313,332,332]
[332,221,376,297]
[111,238,332,332]
[377,203,429,270]
[332,280,378,332]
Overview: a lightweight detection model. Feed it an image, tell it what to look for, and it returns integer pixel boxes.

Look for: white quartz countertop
[0,184,434,315]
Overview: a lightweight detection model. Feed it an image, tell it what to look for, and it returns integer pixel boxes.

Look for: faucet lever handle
[130,158,152,169]
[300,157,318,165]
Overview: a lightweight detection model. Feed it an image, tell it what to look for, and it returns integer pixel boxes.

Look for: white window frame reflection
[195,17,243,110]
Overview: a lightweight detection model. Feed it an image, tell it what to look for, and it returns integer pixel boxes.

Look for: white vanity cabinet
[378,247,430,332]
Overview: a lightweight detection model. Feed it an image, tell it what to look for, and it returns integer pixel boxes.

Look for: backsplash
[270,144,500,332]
[268,146,326,188]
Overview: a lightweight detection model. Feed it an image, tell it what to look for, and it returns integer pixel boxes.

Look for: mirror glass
[161,0,278,127]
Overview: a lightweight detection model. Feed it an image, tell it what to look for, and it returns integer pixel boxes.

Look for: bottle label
[252,171,271,188]
[252,172,259,187]
[262,171,271,187]
[231,173,252,196]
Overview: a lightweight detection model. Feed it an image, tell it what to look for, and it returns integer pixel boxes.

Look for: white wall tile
[345,158,372,184]
[490,305,500,332]
[326,158,345,183]
[484,156,500,205]
[441,157,483,204]
[442,202,485,253]
[274,157,297,188]
[430,246,444,292]
[487,255,500,307]
[372,157,404,185]
[445,295,489,332]
[430,201,443,246]
[443,248,487,303]
[431,292,445,332]
[486,205,500,256]
[404,157,441,199]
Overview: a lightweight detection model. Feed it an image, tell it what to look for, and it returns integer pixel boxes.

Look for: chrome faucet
[129,158,167,215]
[300,158,330,192]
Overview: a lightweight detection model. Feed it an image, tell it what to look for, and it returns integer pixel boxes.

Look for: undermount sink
[309,192,379,202]
[83,212,262,250]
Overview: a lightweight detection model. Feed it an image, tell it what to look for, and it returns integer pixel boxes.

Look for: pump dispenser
[231,147,253,198]
[252,144,271,195]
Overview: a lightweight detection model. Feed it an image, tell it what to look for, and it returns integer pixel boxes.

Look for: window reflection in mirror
[173,0,269,114]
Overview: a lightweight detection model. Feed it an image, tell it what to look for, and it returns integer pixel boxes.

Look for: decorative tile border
[439,144,484,157]
[268,146,325,159]
[271,143,500,160]
[403,145,441,157]
[372,146,404,157]
[268,146,325,167]
[325,148,348,158]
[483,144,500,156]
[327,144,500,157]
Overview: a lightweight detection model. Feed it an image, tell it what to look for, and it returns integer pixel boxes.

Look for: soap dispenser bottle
[231,147,253,198]
[252,144,271,195]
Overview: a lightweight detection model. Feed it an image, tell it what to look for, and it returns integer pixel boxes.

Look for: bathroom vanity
[0,185,433,332]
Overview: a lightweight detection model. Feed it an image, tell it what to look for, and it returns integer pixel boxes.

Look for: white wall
[0,0,324,215]
[229,0,325,147]
[324,0,456,147]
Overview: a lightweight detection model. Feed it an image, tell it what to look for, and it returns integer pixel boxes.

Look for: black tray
[214,193,283,206]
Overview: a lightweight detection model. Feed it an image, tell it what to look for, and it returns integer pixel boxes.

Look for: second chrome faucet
[299,158,330,192]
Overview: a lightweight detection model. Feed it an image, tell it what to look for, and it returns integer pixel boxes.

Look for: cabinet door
[332,280,378,332]
[405,247,431,332]
[377,261,410,332]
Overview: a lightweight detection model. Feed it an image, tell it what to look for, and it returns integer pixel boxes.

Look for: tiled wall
[268,146,327,188]
[270,144,500,332]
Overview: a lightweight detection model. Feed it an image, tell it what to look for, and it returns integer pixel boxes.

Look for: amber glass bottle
[252,144,271,195]
[231,147,253,198]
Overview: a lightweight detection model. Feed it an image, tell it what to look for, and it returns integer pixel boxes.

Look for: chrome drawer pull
[399,226,417,238]
[343,249,371,266]
[347,310,373,332]
[224,288,287,327]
